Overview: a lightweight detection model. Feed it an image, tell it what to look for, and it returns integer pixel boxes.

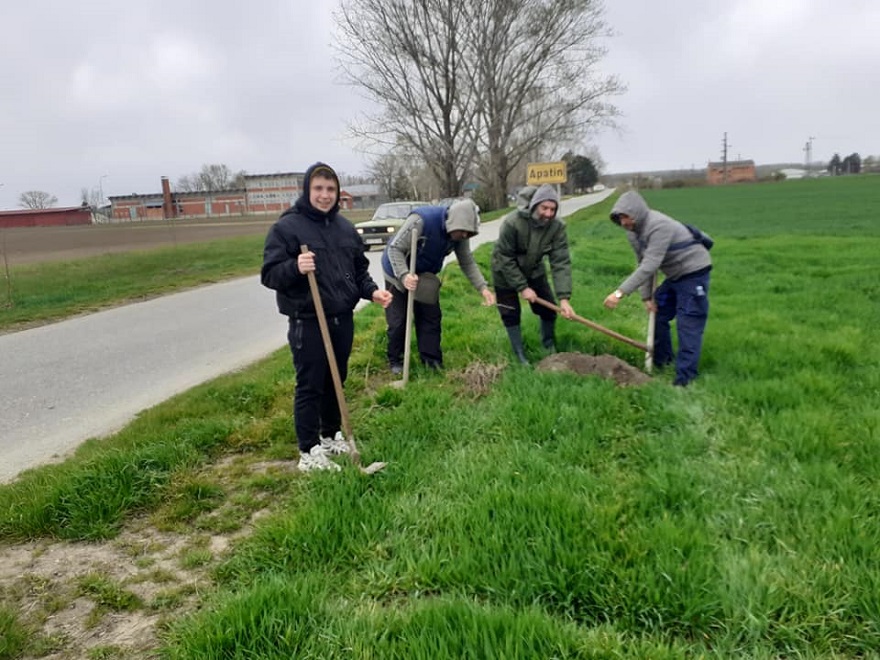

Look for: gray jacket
[384,212,488,294]
[611,191,712,299]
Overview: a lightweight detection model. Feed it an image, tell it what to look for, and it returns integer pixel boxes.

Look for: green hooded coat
[490,185,572,299]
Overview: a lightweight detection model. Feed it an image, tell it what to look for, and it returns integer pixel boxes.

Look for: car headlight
[387,226,396,233]
[356,227,364,234]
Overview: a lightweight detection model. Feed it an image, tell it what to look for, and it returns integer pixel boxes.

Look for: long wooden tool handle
[401,229,418,385]
[645,274,657,373]
[301,245,357,454]
[533,297,649,353]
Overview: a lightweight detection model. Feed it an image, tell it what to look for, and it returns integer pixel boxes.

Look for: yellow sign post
[527,161,567,185]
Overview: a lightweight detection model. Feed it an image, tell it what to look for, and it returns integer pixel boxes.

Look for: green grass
[1,176,879,657]
[0,235,266,331]
[0,207,508,332]
[0,606,28,659]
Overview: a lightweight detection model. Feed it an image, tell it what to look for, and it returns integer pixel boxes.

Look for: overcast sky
[1,0,876,210]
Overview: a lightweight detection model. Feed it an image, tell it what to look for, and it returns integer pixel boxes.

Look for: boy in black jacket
[262,163,392,471]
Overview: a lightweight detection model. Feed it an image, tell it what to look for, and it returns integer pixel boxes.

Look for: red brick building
[244,172,303,214]
[706,159,756,184]
[0,206,93,228]
[109,172,306,222]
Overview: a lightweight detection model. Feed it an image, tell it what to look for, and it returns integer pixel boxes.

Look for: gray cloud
[1,0,876,209]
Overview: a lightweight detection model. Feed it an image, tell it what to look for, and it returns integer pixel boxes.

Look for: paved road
[0,190,612,482]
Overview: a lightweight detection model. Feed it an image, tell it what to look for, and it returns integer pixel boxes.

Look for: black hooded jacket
[261,162,378,318]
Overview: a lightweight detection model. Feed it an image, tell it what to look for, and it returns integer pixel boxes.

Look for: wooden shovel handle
[400,228,418,385]
[645,274,658,372]
[300,245,360,462]
[533,297,649,353]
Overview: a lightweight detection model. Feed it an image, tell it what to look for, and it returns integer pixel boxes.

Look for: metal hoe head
[347,440,387,474]
[360,461,388,475]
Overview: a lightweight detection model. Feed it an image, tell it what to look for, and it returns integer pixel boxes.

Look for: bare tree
[175,174,198,192]
[80,187,102,209]
[176,164,246,192]
[81,186,111,222]
[369,153,401,200]
[335,0,622,208]
[335,0,483,197]
[19,190,58,209]
[369,149,433,200]
[469,0,623,207]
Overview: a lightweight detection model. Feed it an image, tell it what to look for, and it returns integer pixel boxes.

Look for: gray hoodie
[529,184,559,221]
[610,191,712,299]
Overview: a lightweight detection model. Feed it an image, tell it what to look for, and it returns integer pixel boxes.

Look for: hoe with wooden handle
[532,297,650,354]
[644,274,658,373]
[301,245,386,475]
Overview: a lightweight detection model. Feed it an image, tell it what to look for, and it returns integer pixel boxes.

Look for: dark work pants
[288,314,354,453]
[653,269,711,385]
[494,275,557,327]
[385,280,443,367]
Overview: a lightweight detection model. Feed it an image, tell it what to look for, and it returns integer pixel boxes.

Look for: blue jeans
[653,269,711,385]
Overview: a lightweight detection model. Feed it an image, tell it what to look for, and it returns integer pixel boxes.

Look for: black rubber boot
[505,326,529,365]
[540,318,557,353]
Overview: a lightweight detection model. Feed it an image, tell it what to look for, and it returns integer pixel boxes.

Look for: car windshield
[373,204,412,220]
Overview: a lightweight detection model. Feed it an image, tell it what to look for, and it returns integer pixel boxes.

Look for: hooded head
[445,199,480,237]
[515,185,538,215]
[529,184,560,225]
[295,162,341,219]
[609,190,649,228]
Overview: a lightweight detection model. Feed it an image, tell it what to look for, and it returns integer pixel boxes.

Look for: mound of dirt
[536,352,651,387]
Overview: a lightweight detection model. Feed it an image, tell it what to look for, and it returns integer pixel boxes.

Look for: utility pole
[803,137,815,176]
[98,174,109,206]
[721,132,731,183]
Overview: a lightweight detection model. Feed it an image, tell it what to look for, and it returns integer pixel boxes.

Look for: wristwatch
[613,290,623,299]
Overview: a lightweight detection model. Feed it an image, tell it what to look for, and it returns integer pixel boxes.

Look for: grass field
[0,207,484,332]
[1,176,878,658]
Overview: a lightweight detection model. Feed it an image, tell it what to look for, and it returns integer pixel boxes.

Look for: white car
[355,201,429,248]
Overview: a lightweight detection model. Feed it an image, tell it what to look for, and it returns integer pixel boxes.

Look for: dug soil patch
[536,352,651,387]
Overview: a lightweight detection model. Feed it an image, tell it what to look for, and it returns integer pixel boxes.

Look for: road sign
[527,161,567,185]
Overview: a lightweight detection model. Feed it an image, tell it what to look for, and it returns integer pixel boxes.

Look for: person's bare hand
[297,251,315,274]
[643,299,658,314]
[373,289,393,309]
[404,273,419,291]
[481,288,496,307]
[521,287,537,303]
[559,299,575,319]
[603,292,620,310]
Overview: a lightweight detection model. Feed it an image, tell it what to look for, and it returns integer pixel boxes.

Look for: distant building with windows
[706,159,756,184]
[244,172,304,214]
[107,172,388,221]
[343,184,383,209]
[109,172,305,222]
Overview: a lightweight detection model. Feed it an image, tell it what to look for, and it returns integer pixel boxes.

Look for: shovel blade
[360,461,387,475]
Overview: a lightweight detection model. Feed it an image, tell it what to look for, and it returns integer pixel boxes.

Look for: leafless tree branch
[335,0,623,207]
[18,191,58,209]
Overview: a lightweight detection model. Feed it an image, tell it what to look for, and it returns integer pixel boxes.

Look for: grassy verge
[0,208,508,333]
[0,236,265,332]
[1,177,879,656]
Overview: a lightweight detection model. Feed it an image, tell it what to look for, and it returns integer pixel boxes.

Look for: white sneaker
[297,445,341,472]
[320,431,350,456]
